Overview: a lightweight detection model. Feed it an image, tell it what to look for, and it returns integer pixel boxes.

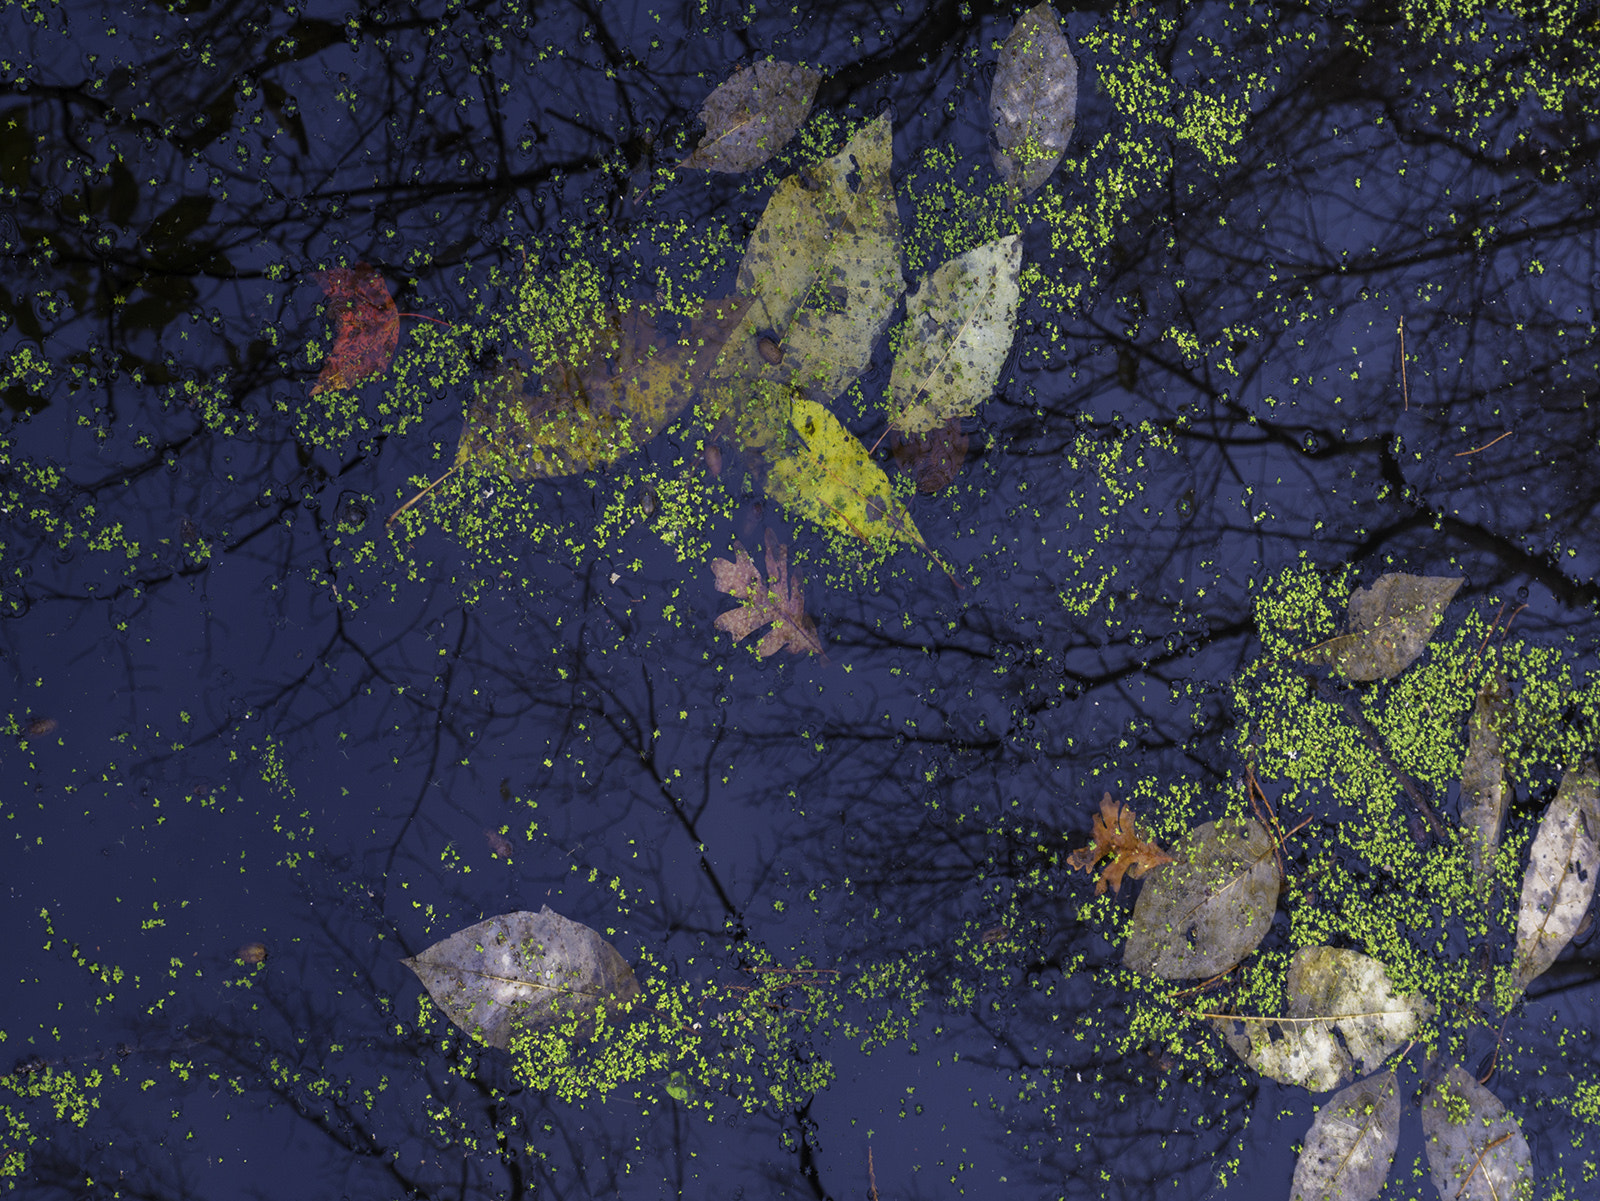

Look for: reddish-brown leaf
[890,418,969,493]
[710,530,824,658]
[312,264,399,396]
[1066,793,1174,895]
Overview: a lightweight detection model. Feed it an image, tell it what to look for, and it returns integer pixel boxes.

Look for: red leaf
[1066,793,1174,895]
[312,264,399,396]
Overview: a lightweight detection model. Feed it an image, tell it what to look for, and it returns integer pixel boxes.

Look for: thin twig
[1454,430,1512,457]
[1398,316,1409,411]
[868,1147,879,1201]
[1456,1132,1513,1199]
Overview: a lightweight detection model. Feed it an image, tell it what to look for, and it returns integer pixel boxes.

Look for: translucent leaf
[889,235,1021,436]
[1307,573,1464,681]
[733,114,903,401]
[764,397,928,555]
[1512,759,1600,989]
[1218,946,1431,1093]
[680,61,821,174]
[1421,1065,1533,1201]
[989,3,1078,201]
[457,296,749,479]
[1123,816,1280,979]
[402,907,638,1050]
[1459,679,1508,897]
[1290,1071,1400,1201]
[889,418,968,493]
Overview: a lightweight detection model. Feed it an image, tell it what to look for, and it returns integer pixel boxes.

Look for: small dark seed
[758,336,783,365]
[238,942,268,965]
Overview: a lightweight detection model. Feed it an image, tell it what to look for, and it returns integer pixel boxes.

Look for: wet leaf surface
[1290,1070,1400,1201]
[1513,758,1600,989]
[710,530,824,658]
[312,264,399,396]
[1065,793,1173,895]
[990,3,1078,200]
[889,235,1021,436]
[402,907,638,1051]
[890,418,969,493]
[733,114,903,401]
[1123,816,1279,979]
[1308,573,1464,681]
[1218,946,1430,1092]
[680,61,821,174]
[1459,679,1509,896]
[1421,1065,1533,1201]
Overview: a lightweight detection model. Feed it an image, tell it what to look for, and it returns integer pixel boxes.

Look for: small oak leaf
[710,530,824,658]
[312,264,399,396]
[1066,793,1174,895]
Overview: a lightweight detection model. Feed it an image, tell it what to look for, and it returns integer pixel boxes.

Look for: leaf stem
[387,466,459,528]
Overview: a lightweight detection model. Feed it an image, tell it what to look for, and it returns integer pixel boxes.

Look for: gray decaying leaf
[1512,759,1600,989]
[1308,573,1464,681]
[990,2,1079,200]
[1458,679,1508,896]
[1123,816,1280,979]
[889,235,1022,437]
[1219,946,1431,1093]
[732,114,903,402]
[680,61,822,174]
[402,907,639,1050]
[1421,1065,1533,1201]
[1290,1071,1401,1201]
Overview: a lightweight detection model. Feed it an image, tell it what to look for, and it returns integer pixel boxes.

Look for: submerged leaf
[890,418,969,493]
[312,264,400,396]
[680,61,821,173]
[458,295,749,479]
[889,235,1022,436]
[1065,793,1174,895]
[733,114,903,401]
[1307,573,1464,681]
[402,907,639,1050]
[1218,946,1431,1093]
[1512,758,1600,989]
[710,530,824,658]
[1459,679,1509,896]
[1421,1065,1533,1201]
[764,397,928,555]
[1290,1071,1400,1201]
[1123,816,1280,979]
[990,3,1079,201]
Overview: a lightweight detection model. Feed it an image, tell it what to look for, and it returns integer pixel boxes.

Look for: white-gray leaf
[1307,573,1463,681]
[403,907,638,1050]
[1290,1071,1400,1201]
[680,61,821,174]
[1459,680,1508,896]
[990,3,1078,200]
[1512,759,1600,989]
[1123,816,1280,980]
[1421,1065,1533,1201]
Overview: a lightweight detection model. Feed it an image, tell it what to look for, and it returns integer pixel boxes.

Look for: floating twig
[1454,430,1512,457]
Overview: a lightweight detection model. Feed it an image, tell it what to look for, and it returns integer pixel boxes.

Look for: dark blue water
[6,1,1600,1198]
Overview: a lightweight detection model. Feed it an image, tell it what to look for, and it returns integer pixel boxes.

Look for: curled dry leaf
[1307,573,1464,681]
[710,529,824,658]
[732,114,903,402]
[312,264,400,396]
[890,418,969,493]
[1458,678,1508,896]
[1290,1070,1400,1201]
[888,235,1022,437]
[680,61,822,174]
[402,906,639,1050]
[1122,816,1279,979]
[1065,793,1174,895]
[1421,1065,1533,1201]
[765,397,929,556]
[1217,946,1431,1093]
[990,2,1079,201]
[457,295,750,480]
[1512,758,1600,989]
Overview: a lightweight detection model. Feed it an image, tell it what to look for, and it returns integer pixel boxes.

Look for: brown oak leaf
[710,530,824,658]
[1066,793,1174,895]
[312,264,399,396]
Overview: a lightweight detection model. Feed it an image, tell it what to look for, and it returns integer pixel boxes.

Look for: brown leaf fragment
[710,530,824,658]
[680,61,822,174]
[1066,793,1174,895]
[890,418,969,493]
[312,264,400,396]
